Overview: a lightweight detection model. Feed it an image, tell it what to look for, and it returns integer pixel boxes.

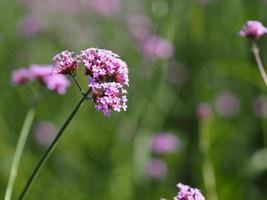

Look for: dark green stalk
[17,88,91,200]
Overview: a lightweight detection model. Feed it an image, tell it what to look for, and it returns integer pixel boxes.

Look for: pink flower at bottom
[43,74,70,95]
[240,20,267,39]
[174,183,205,200]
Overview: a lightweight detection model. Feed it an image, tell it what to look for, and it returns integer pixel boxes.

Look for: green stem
[17,88,91,200]
[4,108,36,200]
[252,42,267,87]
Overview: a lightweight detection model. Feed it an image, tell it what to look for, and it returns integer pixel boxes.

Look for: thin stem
[252,42,267,87]
[4,108,36,200]
[17,88,91,200]
[71,75,85,94]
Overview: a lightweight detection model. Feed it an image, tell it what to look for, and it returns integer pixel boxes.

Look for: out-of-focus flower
[33,121,57,146]
[43,74,70,95]
[174,183,205,200]
[89,0,121,16]
[142,35,174,60]
[197,102,212,120]
[253,95,267,117]
[240,20,267,39]
[11,68,32,85]
[151,133,180,154]
[30,64,53,80]
[53,51,79,75]
[128,14,152,42]
[215,91,240,117]
[80,48,128,116]
[148,159,167,179]
[18,15,43,38]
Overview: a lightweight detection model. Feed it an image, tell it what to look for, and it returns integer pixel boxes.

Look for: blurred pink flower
[30,64,53,80]
[215,91,240,117]
[197,102,212,119]
[33,121,57,146]
[142,35,174,60]
[152,133,180,154]
[11,68,32,85]
[240,20,267,39]
[18,15,43,38]
[89,0,121,16]
[128,14,152,42]
[43,74,70,95]
[253,96,267,117]
[148,159,167,179]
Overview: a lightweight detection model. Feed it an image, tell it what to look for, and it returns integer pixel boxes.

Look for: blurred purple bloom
[30,64,53,80]
[80,48,128,116]
[148,159,167,179]
[11,68,32,85]
[197,102,211,120]
[174,183,205,200]
[33,121,57,146]
[89,0,121,16]
[128,14,152,42]
[253,96,267,117]
[142,35,174,60]
[43,74,70,95]
[240,20,267,39]
[18,15,43,38]
[152,133,180,154]
[53,50,79,75]
[215,91,240,117]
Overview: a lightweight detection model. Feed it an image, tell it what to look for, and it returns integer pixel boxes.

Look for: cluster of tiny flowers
[174,183,205,200]
[11,64,70,95]
[240,20,267,39]
[79,48,129,116]
[53,50,79,75]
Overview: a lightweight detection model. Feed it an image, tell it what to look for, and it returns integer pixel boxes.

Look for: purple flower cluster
[80,48,129,116]
[53,51,79,75]
[11,64,70,95]
[240,20,267,39]
[174,183,205,200]
[52,48,129,116]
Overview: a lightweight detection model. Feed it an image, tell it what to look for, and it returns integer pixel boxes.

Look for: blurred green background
[1,0,267,199]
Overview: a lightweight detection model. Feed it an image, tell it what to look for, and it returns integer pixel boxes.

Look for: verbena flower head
[174,183,205,200]
[33,121,57,146]
[53,50,79,75]
[43,74,70,95]
[11,68,32,85]
[240,20,267,39]
[152,133,180,154]
[30,64,53,80]
[80,48,129,116]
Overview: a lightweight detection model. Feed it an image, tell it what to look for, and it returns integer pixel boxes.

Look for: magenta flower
[53,50,79,75]
[148,159,167,179]
[152,133,180,154]
[30,64,53,80]
[240,20,267,39]
[197,102,211,120]
[33,121,57,146]
[80,48,128,115]
[215,91,240,117]
[11,68,32,85]
[142,35,174,60]
[174,183,205,200]
[43,74,70,95]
